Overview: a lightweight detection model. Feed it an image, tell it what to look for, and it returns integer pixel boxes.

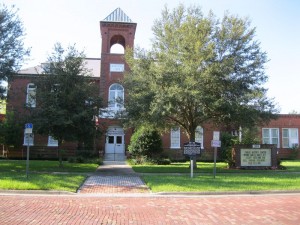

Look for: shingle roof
[103,7,133,23]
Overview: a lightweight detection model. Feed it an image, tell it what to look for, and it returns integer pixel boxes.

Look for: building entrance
[105,126,125,161]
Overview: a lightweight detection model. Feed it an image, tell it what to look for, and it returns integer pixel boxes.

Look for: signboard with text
[110,63,124,72]
[25,123,33,134]
[184,142,201,156]
[241,148,272,167]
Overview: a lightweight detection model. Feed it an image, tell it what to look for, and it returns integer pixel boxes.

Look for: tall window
[170,127,180,149]
[262,128,279,148]
[108,84,124,109]
[195,126,204,149]
[26,83,36,107]
[282,128,299,148]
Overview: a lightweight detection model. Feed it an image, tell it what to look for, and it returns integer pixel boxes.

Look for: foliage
[0,111,23,147]
[30,43,102,166]
[123,4,278,142]
[0,4,30,97]
[68,156,102,165]
[219,132,235,166]
[129,157,171,165]
[128,126,163,159]
[289,145,300,160]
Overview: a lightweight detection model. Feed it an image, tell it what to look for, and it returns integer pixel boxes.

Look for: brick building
[2,8,299,160]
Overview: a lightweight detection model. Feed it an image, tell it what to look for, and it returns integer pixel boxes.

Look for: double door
[105,130,125,154]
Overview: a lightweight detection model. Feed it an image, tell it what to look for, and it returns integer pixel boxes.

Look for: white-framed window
[170,127,180,149]
[195,126,204,149]
[282,128,299,148]
[108,83,124,109]
[23,134,34,146]
[262,128,279,148]
[48,136,58,147]
[26,83,36,107]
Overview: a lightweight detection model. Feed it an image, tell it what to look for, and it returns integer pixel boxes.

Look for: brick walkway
[0,193,300,224]
[78,161,150,194]
[79,175,149,193]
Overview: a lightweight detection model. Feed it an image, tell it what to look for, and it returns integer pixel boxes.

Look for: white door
[105,127,125,154]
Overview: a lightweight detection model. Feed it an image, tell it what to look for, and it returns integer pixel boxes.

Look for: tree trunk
[58,139,63,168]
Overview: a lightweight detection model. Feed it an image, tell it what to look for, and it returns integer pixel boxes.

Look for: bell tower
[99,8,137,107]
[99,8,136,160]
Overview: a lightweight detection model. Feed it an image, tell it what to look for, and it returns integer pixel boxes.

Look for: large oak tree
[123,4,278,142]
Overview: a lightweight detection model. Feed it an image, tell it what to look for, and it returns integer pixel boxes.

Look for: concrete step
[104,153,126,161]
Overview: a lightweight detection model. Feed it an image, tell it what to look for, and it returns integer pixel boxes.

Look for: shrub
[128,126,163,159]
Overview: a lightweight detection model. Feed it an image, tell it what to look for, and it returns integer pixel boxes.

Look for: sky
[2,0,300,114]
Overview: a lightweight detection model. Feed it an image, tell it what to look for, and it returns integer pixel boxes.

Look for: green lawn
[0,160,99,192]
[1,159,300,193]
[0,160,99,173]
[0,172,86,192]
[133,160,300,192]
[131,160,300,173]
[142,173,300,192]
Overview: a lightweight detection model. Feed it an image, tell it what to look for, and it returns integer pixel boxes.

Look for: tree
[0,111,23,148]
[31,43,102,166]
[128,126,163,160]
[0,4,30,97]
[123,4,278,143]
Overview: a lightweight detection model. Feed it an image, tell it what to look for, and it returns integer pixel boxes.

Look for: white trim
[48,136,58,147]
[195,126,204,149]
[282,128,299,148]
[262,128,280,148]
[26,83,36,108]
[170,127,181,149]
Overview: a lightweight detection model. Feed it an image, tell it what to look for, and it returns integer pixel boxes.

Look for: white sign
[241,149,271,167]
[213,131,220,140]
[110,63,124,72]
[211,140,221,147]
[23,134,34,146]
[25,123,33,134]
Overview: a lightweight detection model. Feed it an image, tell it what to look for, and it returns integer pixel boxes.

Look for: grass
[132,160,300,192]
[1,159,300,193]
[0,172,86,192]
[142,173,300,192]
[0,159,99,173]
[131,160,300,173]
[0,159,99,192]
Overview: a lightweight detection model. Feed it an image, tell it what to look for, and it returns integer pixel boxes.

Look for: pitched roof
[18,58,101,77]
[103,7,133,23]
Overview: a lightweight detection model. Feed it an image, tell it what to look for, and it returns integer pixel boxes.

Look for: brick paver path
[1,193,300,224]
[79,161,150,194]
[79,175,149,193]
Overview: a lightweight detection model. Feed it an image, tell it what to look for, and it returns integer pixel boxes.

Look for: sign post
[25,123,33,179]
[184,142,201,178]
[211,131,221,179]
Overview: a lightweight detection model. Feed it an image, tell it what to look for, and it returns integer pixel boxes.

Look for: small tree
[31,43,102,166]
[0,4,30,97]
[0,111,23,148]
[128,126,163,162]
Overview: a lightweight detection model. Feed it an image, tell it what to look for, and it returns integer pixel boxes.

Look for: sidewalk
[78,161,150,194]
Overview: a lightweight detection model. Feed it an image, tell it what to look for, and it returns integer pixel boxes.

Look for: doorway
[105,126,125,161]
